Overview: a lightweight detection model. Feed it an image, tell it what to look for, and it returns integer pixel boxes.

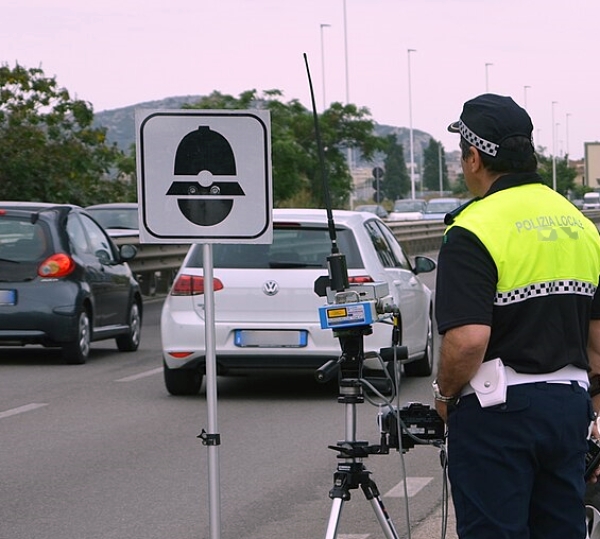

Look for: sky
[3,0,600,159]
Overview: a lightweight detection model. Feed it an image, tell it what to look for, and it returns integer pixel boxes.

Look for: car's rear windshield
[187,225,364,269]
[0,216,51,262]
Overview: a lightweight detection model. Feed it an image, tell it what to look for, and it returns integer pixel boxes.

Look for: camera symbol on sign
[166,126,245,226]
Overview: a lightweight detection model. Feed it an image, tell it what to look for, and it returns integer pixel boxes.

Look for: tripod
[317,326,400,539]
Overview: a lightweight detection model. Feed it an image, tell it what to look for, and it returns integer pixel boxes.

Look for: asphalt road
[0,254,458,539]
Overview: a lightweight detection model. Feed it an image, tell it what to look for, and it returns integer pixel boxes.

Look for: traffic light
[372,179,383,203]
[372,167,385,203]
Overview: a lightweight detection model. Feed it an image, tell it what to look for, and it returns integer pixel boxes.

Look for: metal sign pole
[203,243,222,539]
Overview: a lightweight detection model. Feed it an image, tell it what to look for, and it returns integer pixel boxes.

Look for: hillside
[92,95,434,166]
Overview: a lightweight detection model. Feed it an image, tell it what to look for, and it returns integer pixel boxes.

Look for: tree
[0,63,132,205]
[184,90,382,208]
[422,138,449,193]
[381,134,409,200]
[536,153,577,195]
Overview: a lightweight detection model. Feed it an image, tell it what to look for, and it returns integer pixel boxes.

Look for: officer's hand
[588,463,600,484]
[435,400,448,423]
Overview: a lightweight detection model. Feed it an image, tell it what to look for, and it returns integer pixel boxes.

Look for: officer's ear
[464,145,484,174]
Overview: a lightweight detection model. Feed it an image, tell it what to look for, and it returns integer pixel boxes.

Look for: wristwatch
[432,379,459,404]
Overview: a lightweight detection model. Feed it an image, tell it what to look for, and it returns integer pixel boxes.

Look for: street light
[485,63,493,92]
[319,23,331,111]
[566,112,572,158]
[408,48,417,199]
[342,0,350,104]
[523,85,531,110]
[342,0,352,170]
[552,101,558,191]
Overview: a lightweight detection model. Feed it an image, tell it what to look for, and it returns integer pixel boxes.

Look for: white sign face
[136,109,272,243]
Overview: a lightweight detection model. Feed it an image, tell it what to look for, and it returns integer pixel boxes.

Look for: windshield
[187,226,364,269]
[393,200,425,212]
[426,200,460,213]
[88,208,139,230]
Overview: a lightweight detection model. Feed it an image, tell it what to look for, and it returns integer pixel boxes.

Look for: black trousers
[447,382,593,539]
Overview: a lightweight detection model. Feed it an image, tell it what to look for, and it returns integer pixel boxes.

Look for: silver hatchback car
[160,208,435,395]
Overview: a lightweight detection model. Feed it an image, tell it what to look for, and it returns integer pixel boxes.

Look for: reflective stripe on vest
[446,183,600,305]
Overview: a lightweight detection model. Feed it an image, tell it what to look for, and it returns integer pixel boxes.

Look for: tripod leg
[325,497,344,539]
[362,479,400,539]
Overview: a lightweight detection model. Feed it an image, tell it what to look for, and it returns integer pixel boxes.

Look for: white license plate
[0,289,16,306]
[234,330,307,348]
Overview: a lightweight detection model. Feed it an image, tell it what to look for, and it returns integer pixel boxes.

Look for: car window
[187,226,364,269]
[79,214,117,263]
[374,221,411,270]
[364,221,398,268]
[66,214,91,255]
[0,217,50,262]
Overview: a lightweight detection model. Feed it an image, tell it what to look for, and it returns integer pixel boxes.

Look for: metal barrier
[119,209,600,295]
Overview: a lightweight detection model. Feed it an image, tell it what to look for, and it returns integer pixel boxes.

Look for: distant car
[160,208,436,395]
[354,204,389,219]
[423,197,463,220]
[387,199,427,221]
[582,192,600,210]
[0,202,143,364]
[85,203,139,238]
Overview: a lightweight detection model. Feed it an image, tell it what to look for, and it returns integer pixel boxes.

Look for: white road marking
[385,477,433,497]
[339,535,370,539]
[0,402,48,420]
[115,367,162,382]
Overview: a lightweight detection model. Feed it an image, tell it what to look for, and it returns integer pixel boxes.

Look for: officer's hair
[460,136,537,173]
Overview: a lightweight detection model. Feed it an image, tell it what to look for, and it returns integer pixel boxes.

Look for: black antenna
[304,53,348,292]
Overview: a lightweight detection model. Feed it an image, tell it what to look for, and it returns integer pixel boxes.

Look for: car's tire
[404,312,433,377]
[164,362,203,396]
[63,309,91,365]
[116,301,142,352]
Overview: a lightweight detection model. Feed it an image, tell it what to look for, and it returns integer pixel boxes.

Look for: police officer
[434,93,600,539]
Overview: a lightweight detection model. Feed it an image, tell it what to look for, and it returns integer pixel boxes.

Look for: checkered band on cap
[458,120,499,157]
[495,280,597,306]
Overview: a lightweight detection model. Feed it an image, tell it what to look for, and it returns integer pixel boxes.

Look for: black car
[0,202,143,364]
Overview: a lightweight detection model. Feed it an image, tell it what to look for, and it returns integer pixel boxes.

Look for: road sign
[372,166,384,179]
[136,110,272,243]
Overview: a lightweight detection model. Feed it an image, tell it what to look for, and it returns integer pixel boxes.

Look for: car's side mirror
[119,244,137,261]
[95,249,112,265]
[413,256,436,275]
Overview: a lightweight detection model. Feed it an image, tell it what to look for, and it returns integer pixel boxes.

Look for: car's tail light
[171,274,224,296]
[168,352,194,359]
[348,275,375,284]
[38,253,76,278]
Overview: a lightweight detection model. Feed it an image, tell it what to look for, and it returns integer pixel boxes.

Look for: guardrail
[117,209,600,295]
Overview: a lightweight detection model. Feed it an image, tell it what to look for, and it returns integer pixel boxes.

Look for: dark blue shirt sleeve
[435,225,498,334]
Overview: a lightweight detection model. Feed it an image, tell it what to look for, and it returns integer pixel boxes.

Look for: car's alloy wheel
[163,362,204,396]
[63,309,91,365]
[116,301,141,352]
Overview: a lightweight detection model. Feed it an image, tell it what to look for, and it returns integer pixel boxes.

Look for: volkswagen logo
[262,280,279,296]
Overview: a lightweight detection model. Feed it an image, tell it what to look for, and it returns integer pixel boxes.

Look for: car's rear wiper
[0,257,19,264]
[269,261,323,268]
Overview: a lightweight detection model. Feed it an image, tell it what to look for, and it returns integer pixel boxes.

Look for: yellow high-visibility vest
[447,183,600,304]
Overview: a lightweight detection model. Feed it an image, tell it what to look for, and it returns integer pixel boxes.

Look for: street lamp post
[408,48,416,199]
[485,63,493,92]
[566,112,572,158]
[319,23,331,111]
[342,0,352,171]
[552,101,558,191]
[523,85,531,110]
[438,142,443,196]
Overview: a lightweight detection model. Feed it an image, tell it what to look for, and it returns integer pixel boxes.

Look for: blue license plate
[0,289,16,306]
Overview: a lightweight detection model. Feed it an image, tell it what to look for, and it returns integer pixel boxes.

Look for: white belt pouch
[468,358,507,407]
